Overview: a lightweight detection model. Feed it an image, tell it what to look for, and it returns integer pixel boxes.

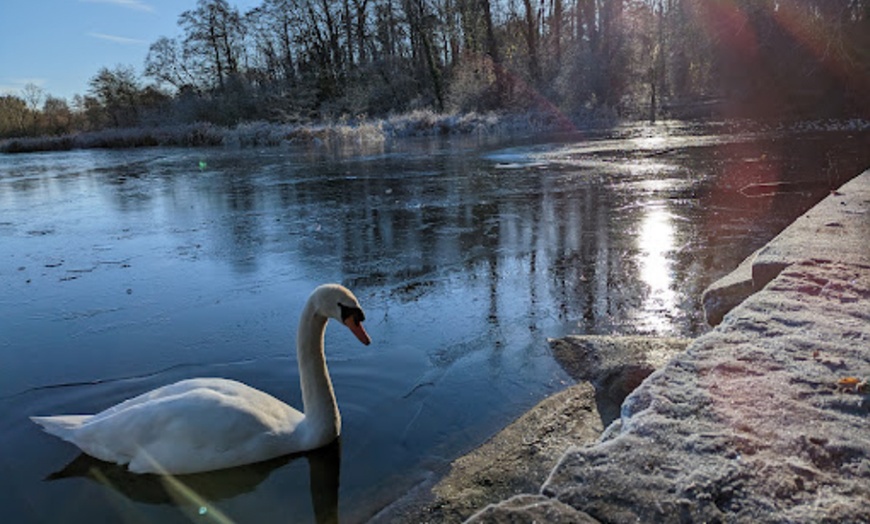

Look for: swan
[31,283,371,474]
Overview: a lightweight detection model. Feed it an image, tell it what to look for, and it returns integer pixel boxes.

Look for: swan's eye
[339,303,365,325]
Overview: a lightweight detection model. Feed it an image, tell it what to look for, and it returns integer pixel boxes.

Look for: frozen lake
[2,122,868,522]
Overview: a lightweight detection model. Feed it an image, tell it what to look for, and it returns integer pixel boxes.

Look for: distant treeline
[2,0,869,139]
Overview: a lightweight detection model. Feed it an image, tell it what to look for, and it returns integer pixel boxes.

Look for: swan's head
[312,284,371,346]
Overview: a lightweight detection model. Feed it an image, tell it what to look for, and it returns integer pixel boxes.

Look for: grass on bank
[0,110,580,154]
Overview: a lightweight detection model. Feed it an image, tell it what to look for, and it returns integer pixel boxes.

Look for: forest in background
[1,0,869,140]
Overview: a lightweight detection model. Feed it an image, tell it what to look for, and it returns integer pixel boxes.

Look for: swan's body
[31,284,370,474]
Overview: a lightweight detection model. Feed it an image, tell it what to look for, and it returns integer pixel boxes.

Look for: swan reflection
[46,439,341,524]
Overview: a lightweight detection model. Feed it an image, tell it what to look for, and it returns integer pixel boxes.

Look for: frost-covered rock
[468,494,600,523]
[543,261,870,523]
[549,336,691,426]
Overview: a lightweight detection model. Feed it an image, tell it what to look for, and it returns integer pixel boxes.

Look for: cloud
[80,0,154,13]
[88,32,148,45]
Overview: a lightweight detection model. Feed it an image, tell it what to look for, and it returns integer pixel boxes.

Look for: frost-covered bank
[4,115,869,156]
[0,110,575,154]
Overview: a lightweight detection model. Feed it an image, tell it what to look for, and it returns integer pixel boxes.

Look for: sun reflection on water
[636,203,678,335]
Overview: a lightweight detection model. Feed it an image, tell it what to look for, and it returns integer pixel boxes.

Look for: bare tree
[179,0,246,90]
[145,37,199,91]
[22,83,45,111]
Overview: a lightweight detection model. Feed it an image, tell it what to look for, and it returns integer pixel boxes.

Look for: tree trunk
[553,0,562,66]
[522,0,541,85]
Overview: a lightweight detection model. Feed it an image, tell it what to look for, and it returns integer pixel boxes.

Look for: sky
[0,0,259,103]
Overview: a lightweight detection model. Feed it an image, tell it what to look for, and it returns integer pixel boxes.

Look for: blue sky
[0,0,259,102]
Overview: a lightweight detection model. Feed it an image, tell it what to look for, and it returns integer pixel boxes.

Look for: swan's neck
[297,300,340,446]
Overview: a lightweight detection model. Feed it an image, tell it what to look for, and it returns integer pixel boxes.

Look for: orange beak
[344,317,371,346]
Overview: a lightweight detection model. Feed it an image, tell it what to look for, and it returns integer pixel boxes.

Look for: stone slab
[703,169,870,326]
[701,247,758,326]
[753,172,870,287]
[542,261,870,522]
[549,336,691,426]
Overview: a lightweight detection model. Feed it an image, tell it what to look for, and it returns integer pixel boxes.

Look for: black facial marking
[339,303,365,325]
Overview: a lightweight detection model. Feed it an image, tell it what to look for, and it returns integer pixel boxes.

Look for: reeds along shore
[0,110,576,154]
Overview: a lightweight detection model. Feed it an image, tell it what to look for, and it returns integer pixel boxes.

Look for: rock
[377,338,691,523]
[549,336,691,426]
[376,383,603,523]
[467,494,600,523]
[701,247,758,326]
[542,261,870,523]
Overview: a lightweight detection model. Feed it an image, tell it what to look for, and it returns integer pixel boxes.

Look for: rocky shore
[380,169,870,523]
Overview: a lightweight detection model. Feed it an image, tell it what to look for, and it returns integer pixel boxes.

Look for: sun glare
[636,204,678,335]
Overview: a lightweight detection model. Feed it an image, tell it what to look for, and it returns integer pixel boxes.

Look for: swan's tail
[31,415,90,441]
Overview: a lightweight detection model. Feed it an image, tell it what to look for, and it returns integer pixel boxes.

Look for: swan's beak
[344,317,371,346]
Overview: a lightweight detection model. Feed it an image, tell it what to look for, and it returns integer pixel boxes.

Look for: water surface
[2,122,868,522]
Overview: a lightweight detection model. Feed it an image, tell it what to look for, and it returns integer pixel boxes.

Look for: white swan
[31,283,371,474]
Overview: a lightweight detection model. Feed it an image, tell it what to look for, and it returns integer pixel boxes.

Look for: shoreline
[3,114,869,156]
[382,168,870,523]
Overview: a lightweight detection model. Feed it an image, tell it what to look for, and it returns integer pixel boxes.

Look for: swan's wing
[86,378,246,424]
[31,379,229,440]
[71,380,303,474]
